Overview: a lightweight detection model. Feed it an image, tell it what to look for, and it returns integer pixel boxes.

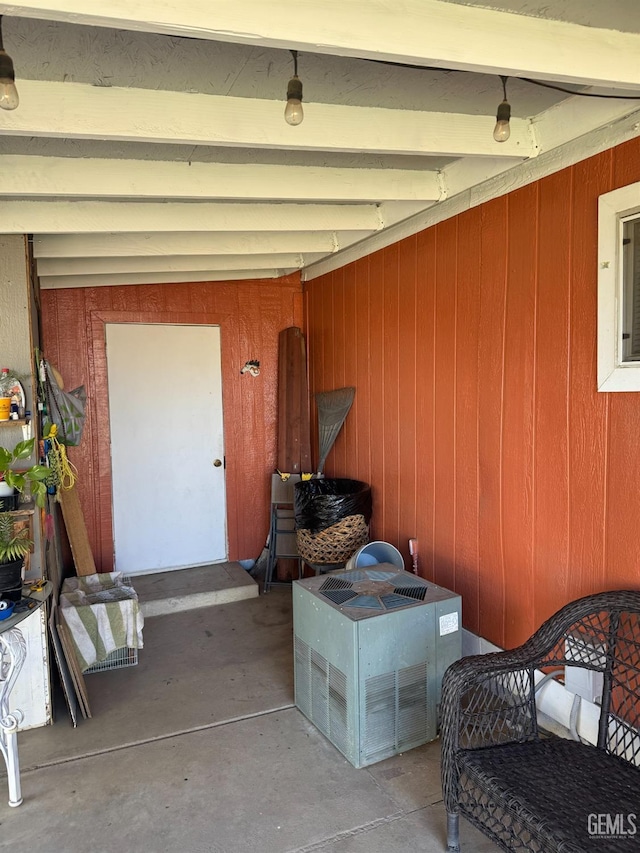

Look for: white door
[106,323,226,574]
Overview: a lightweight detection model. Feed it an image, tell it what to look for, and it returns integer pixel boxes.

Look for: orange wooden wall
[305,138,640,649]
[41,277,303,570]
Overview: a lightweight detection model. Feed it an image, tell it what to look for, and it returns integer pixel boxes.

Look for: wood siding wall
[41,277,303,571]
[305,139,640,649]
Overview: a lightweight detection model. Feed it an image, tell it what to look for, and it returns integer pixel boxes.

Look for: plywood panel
[502,184,537,647]
[604,141,640,584]
[382,244,400,547]
[331,268,347,474]
[415,228,436,580]
[305,138,640,650]
[568,153,612,600]
[367,250,386,539]
[454,207,481,635]
[433,219,457,594]
[398,235,418,567]
[342,264,359,483]
[534,169,572,625]
[354,258,371,487]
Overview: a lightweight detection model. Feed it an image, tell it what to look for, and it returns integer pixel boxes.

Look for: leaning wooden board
[277,326,312,474]
[276,327,311,580]
[58,486,97,576]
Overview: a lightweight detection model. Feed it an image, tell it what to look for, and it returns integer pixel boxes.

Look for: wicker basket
[296,514,369,565]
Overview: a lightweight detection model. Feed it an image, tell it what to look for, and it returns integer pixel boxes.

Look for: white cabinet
[8,606,51,729]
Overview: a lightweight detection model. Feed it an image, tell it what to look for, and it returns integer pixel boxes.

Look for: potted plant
[0,438,49,510]
[0,511,32,598]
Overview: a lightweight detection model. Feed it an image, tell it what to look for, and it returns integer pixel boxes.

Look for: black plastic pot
[0,557,24,596]
[0,492,20,512]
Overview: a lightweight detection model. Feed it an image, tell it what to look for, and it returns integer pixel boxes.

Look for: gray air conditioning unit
[293,566,461,768]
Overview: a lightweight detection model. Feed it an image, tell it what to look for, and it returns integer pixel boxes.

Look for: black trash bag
[294,478,372,534]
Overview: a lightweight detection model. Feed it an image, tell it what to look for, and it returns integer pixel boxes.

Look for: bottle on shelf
[0,367,10,394]
[0,368,11,421]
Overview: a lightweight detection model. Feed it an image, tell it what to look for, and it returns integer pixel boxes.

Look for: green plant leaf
[0,447,12,469]
[4,471,24,491]
[12,438,35,460]
[26,465,49,482]
[31,481,47,508]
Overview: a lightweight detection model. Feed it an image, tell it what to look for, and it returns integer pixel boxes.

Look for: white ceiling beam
[36,253,326,276]
[33,232,334,258]
[39,269,291,289]
[2,200,381,234]
[2,1,640,90]
[0,80,536,160]
[439,157,515,200]
[32,231,364,258]
[0,155,442,203]
[532,93,640,154]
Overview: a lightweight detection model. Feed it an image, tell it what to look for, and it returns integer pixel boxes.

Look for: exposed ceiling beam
[0,155,442,203]
[532,93,640,153]
[32,231,363,258]
[0,80,537,160]
[2,0,639,90]
[439,157,514,200]
[36,253,324,276]
[39,269,293,288]
[2,200,381,233]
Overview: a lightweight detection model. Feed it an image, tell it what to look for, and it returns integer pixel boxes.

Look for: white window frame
[598,181,640,391]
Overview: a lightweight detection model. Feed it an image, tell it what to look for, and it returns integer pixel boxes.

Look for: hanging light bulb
[284,50,303,126]
[493,75,510,142]
[0,17,18,111]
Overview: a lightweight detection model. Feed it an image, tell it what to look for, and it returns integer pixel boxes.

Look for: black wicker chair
[441,590,640,852]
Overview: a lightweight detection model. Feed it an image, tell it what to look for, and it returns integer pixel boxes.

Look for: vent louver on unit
[317,568,428,617]
[293,566,462,768]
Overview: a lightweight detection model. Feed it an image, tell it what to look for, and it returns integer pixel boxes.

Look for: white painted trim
[1,200,381,233]
[4,0,640,90]
[0,80,535,160]
[31,231,353,258]
[304,107,640,281]
[36,253,323,276]
[597,181,640,391]
[39,269,288,288]
[0,155,442,203]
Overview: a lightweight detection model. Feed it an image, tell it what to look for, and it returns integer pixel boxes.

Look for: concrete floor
[1,583,498,853]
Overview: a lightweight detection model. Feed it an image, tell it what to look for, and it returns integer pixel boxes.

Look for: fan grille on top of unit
[393,586,427,601]
[317,569,429,612]
[320,577,352,591]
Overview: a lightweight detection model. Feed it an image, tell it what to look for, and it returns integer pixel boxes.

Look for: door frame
[89,309,238,570]
[105,321,227,573]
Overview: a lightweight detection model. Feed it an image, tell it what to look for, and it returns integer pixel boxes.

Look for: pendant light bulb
[493,76,510,143]
[284,50,303,126]
[285,77,303,125]
[0,18,18,111]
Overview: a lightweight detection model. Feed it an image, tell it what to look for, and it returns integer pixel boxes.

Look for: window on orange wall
[598,181,640,391]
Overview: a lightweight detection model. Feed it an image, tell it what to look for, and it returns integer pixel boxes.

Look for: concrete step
[132,562,259,618]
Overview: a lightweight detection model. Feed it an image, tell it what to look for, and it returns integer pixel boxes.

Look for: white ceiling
[0,1,639,288]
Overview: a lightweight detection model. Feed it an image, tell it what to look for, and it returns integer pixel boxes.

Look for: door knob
[213,458,223,467]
